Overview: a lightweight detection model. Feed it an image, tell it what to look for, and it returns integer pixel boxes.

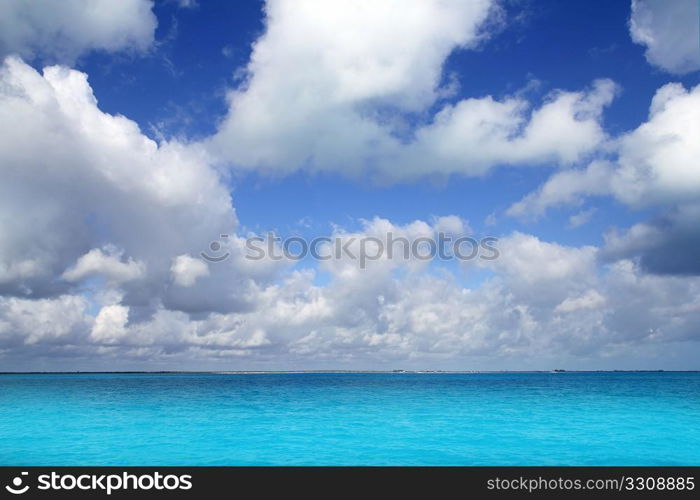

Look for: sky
[0,0,699,371]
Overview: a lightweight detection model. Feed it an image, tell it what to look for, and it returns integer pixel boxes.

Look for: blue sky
[0,0,699,371]
[75,0,694,247]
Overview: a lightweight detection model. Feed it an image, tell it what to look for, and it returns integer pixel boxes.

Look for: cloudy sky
[0,0,699,371]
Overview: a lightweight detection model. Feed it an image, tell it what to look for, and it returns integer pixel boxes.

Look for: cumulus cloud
[4,231,700,370]
[611,83,700,208]
[506,160,613,219]
[170,255,209,287]
[0,56,288,317]
[388,79,616,179]
[91,304,129,344]
[629,0,700,74]
[208,0,497,172]
[0,0,157,63]
[481,232,597,286]
[509,82,700,276]
[554,289,605,314]
[62,247,146,284]
[207,0,616,180]
[508,83,700,212]
[0,295,91,347]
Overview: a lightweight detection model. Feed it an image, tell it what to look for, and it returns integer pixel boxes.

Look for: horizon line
[1,369,698,375]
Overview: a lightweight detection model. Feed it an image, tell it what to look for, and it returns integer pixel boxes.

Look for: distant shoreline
[1,370,698,375]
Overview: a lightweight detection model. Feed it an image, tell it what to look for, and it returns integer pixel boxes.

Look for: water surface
[1,372,698,465]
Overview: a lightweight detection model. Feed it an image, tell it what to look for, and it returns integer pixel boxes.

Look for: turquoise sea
[0,372,698,465]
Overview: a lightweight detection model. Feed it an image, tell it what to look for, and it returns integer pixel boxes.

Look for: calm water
[0,372,698,465]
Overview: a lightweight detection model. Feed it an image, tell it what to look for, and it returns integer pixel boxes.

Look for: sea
[1,372,698,465]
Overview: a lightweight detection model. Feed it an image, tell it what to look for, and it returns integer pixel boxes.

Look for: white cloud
[208,0,497,171]
[319,216,466,276]
[0,0,157,63]
[170,255,209,287]
[506,160,613,219]
[91,304,129,344]
[433,215,470,235]
[207,0,616,180]
[509,82,700,217]
[629,0,700,74]
[555,289,605,313]
[4,234,700,369]
[395,79,616,179]
[508,81,700,277]
[480,232,598,286]
[612,83,700,207]
[0,56,279,316]
[0,294,90,346]
[62,247,146,284]
[0,258,44,285]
